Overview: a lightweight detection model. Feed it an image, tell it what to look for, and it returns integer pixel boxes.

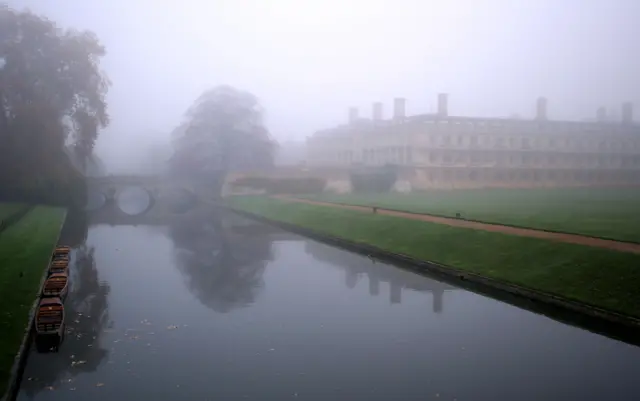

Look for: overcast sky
[7,0,640,170]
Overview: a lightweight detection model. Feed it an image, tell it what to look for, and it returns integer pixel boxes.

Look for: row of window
[309,147,640,168]
[422,169,640,183]
[424,151,640,168]
[422,133,640,152]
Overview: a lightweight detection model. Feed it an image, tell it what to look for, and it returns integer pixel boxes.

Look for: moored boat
[42,273,69,300]
[48,260,69,275]
[35,297,65,351]
[53,246,71,256]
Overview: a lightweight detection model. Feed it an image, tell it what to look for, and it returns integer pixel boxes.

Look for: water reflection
[304,241,456,313]
[20,245,111,397]
[168,210,272,313]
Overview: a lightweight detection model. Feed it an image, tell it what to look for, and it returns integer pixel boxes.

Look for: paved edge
[226,206,640,341]
[1,209,67,401]
[278,196,640,254]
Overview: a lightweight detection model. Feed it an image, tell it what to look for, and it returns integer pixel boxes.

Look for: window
[470,136,478,146]
[509,138,516,148]
[522,138,530,149]
[457,136,463,145]
[443,135,451,145]
[496,137,504,147]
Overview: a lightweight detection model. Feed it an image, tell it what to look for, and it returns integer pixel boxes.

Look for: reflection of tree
[21,245,111,396]
[304,241,456,313]
[58,209,89,248]
[168,210,273,313]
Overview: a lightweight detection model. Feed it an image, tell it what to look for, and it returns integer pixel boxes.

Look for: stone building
[305,94,640,190]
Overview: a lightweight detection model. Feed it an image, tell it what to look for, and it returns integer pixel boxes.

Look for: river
[15,209,640,401]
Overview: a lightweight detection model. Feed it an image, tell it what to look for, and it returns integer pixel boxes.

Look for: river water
[15,209,640,401]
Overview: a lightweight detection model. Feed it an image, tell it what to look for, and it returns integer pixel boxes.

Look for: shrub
[229,176,326,194]
[350,164,398,193]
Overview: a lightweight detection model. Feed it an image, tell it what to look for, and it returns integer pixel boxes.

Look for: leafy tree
[169,85,276,195]
[0,5,110,202]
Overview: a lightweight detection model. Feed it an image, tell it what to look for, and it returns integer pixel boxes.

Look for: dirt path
[272,196,640,255]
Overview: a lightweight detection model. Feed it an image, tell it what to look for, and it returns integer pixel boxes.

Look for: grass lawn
[229,195,640,319]
[0,204,25,221]
[0,206,66,396]
[301,188,640,243]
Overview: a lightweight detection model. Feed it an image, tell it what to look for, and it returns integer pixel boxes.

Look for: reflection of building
[305,241,456,313]
[306,94,640,189]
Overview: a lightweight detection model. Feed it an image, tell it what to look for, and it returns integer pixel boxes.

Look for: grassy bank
[229,195,640,319]
[0,206,66,396]
[301,188,640,242]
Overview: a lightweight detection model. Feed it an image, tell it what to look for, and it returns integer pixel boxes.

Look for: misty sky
[7,0,640,171]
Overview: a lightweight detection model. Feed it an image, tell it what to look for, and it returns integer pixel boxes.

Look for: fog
[7,0,640,173]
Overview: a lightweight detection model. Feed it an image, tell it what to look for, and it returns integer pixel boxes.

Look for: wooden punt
[48,260,69,275]
[42,272,69,300]
[53,246,71,257]
[35,297,65,351]
[51,253,70,263]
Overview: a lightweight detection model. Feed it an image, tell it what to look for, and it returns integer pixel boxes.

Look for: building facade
[306,94,640,190]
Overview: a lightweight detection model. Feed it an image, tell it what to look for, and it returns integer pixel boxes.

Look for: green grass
[0,204,25,221]
[229,195,640,319]
[301,188,640,243]
[0,206,66,396]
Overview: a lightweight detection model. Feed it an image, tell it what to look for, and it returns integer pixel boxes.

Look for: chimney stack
[348,107,359,124]
[373,102,383,121]
[393,98,406,119]
[437,93,448,117]
[622,102,633,125]
[536,97,548,121]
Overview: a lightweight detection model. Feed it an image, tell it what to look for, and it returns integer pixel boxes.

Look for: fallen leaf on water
[74,320,80,324]
[46,386,54,391]
[268,348,275,352]
[70,388,76,391]
[96,383,105,387]
[76,360,86,365]
[148,332,155,335]
[88,344,93,347]
[166,325,178,330]
[27,377,33,381]
[70,354,75,359]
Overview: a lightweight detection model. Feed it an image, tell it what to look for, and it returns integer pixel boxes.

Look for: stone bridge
[86,174,223,225]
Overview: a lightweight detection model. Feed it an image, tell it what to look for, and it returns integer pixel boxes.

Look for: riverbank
[300,188,640,243]
[0,206,66,397]
[228,195,640,322]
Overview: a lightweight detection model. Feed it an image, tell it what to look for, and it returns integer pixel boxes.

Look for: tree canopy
[0,5,110,203]
[169,85,276,192]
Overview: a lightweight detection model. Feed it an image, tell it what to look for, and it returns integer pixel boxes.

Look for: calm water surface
[16,212,640,401]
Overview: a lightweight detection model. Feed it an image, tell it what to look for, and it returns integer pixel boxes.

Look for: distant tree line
[0,6,110,206]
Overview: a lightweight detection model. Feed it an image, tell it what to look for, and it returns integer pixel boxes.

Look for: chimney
[622,102,633,125]
[596,107,606,122]
[536,97,548,121]
[393,98,406,119]
[348,107,358,124]
[372,102,383,121]
[437,93,448,117]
